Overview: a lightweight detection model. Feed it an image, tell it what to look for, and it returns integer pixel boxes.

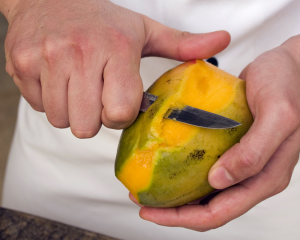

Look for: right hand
[3,0,231,138]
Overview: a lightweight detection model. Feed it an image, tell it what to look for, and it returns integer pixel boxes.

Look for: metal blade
[165,106,241,129]
[140,92,241,129]
[140,92,158,112]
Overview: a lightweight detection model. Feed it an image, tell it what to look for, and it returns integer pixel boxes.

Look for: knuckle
[5,62,14,77]
[69,36,93,58]
[236,146,262,177]
[110,29,135,53]
[272,176,291,195]
[105,106,137,126]
[272,164,295,195]
[277,100,299,128]
[174,30,192,60]
[11,46,34,76]
[43,39,59,63]
[277,178,290,193]
[202,205,226,230]
[43,35,93,65]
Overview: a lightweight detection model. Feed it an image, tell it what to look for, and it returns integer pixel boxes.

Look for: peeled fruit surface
[115,60,253,207]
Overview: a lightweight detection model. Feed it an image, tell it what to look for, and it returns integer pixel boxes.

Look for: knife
[140,92,241,129]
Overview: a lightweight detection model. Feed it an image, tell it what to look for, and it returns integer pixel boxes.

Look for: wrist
[0,0,20,21]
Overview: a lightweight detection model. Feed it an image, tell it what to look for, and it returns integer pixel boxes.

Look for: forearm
[0,0,19,20]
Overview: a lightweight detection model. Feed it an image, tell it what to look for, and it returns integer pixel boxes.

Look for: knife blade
[140,92,241,129]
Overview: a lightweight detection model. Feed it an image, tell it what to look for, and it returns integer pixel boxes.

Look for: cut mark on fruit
[161,118,197,147]
[180,60,239,113]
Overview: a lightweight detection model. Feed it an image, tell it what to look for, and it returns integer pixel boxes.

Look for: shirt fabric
[2,0,300,239]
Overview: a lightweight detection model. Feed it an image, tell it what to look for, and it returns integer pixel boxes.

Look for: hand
[2,0,230,138]
[131,36,300,231]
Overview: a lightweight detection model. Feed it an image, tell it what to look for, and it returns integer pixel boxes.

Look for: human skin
[1,0,300,233]
[130,37,300,231]
[0,0,229,138]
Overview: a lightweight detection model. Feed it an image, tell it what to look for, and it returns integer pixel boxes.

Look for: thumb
[208,101,298,189]
[142,16,231,60]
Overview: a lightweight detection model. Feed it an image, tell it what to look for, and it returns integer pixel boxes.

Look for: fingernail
[209,167,234,189]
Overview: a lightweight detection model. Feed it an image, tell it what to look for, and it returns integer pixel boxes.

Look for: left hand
[130,35,300,231]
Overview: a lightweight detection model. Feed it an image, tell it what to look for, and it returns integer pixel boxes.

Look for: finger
[129,193,144,208]
[13,74,44,112]
[142,16,231,60]
[5,59,14,78]
[101,47,143,129]
[140,135,299,230]
[208,98,299,189]
[140,183,262,231]
[68,60,103,139]
[39,38,74,129]
[256,129,300,195]
[40,69,69,128]
[7,43,43,111]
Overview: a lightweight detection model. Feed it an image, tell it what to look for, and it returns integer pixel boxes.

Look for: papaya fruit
[115,60,253,207]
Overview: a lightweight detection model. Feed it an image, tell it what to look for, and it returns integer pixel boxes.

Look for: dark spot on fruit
[185,149,205,165]
[189,149,205,160]
[169,172,178,179]
[166,78,181,85]
[217,155,220,158]
[227,127,238,136]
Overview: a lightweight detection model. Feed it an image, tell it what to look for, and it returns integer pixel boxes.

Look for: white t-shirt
[3,0,300,239]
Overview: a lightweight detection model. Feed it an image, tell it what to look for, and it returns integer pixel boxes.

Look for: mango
[115,60,253,207]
